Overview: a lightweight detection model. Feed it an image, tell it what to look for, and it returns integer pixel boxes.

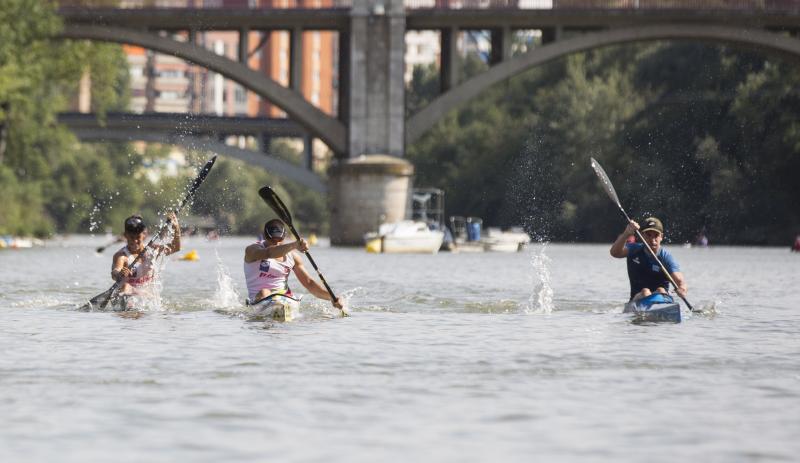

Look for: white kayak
[247,293,301,322]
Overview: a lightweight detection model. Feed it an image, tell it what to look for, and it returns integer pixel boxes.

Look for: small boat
[481,227,531,252]
[623,293,681,323]
[363,220,444,254]
[247,293,301,322]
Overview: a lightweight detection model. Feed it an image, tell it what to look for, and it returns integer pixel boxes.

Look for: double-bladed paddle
[590,157,696,312]
[82,155,218,311]
[257,185,346,316]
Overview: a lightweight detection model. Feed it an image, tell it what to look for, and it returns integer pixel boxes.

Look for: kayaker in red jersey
[792,234,800,252]
[610,217,688,302]
[111,212,181,295]
[244,219,343,308]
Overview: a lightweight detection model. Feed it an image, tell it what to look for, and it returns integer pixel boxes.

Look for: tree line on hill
[406,38,800,246]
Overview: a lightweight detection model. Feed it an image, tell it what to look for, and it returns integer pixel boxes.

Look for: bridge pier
[329,155,413,246]
[330,0,411,245]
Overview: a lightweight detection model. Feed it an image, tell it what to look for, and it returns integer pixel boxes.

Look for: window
[158,91,182,100]
[159,69,184,79]
[234,86,247,104]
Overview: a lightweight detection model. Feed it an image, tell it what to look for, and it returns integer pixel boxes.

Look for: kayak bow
[623,293,681,323]
[247,293,301,322]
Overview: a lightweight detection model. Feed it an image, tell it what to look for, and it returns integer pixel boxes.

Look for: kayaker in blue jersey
[610,217,688,302]
[244,219,343,309]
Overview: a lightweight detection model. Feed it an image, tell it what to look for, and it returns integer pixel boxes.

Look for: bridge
[58,112,327,192]
[56,0,800,243]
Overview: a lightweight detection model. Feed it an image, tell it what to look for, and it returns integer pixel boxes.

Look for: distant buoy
[365,238,382,254]
[180,249,199,261]
[308,233,318,246]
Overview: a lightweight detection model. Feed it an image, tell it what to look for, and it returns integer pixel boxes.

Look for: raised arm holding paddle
[244,186,346,317]
[81,155,217,311]
[590,157,696,313]
[108,211,182,302]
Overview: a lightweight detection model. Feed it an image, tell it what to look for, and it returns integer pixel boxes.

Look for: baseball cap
[641,217,664,235]
[124,215,146,234]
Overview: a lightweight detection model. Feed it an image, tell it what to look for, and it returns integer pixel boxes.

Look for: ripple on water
[2,239,800,462]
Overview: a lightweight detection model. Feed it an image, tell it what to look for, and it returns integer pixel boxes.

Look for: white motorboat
[481,227,531,252]
[365,220,444,254]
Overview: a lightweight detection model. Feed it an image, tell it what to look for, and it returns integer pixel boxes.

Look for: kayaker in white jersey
[244,219,342,308]
[111,212,181,295]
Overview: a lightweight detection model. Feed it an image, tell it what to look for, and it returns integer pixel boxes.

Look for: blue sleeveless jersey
[625,243,680,300]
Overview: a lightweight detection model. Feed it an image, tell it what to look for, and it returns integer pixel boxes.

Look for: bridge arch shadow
[406,24,800,145]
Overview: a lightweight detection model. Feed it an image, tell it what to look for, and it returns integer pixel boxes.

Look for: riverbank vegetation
[407,39,800,245]
[0,0,325,238]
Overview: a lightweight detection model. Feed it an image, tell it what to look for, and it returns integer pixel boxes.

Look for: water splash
[525,242,554,314]
[88,203,103,233]
[694,299,721,318]
[210,249,243,309]
[121,235,177,313]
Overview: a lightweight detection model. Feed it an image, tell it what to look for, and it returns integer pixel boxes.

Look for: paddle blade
[258,186,293,225]
[85,285,116,310]
[189,155,217,196]
[590,157,622,208]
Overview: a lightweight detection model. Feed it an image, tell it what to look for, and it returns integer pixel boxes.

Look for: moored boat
[623,293,681,323]
[247,293,301,322]
[481,227,531,252]
[364,220,444,254]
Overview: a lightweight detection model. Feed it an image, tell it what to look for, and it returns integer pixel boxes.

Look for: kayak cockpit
[623,293,681,323]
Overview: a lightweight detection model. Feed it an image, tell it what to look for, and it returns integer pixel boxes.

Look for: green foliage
[408,42,800,245]
[406,63,439,117]
[0,0,327,239]
[186,154,327,237]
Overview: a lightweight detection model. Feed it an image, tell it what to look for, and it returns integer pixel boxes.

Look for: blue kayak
[623,293,681,323]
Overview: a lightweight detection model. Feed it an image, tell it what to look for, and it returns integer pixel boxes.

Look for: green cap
[642,217,664,234]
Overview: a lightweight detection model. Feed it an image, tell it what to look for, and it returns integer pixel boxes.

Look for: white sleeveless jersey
[244,241,296,301]
[120,245,156,287]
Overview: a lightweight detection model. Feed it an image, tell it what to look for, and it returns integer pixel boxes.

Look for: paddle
[83,155,218,310]
[257,185,345,315]
[96,237,124,254]
[590,157,696,312]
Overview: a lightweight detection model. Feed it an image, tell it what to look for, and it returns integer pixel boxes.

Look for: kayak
[247,293,301,322]
[623,293,681,323]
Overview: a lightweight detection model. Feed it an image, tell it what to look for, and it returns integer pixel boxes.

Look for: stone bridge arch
[60,24,347,155]
[406,24,800,145]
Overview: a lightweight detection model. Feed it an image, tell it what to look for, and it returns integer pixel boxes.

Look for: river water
[1,236,798,462]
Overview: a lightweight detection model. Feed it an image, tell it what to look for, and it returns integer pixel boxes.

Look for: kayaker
[244,219,343,308]
[792,234,800,252]
[610,217,688,302]
[111,212,181,295]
